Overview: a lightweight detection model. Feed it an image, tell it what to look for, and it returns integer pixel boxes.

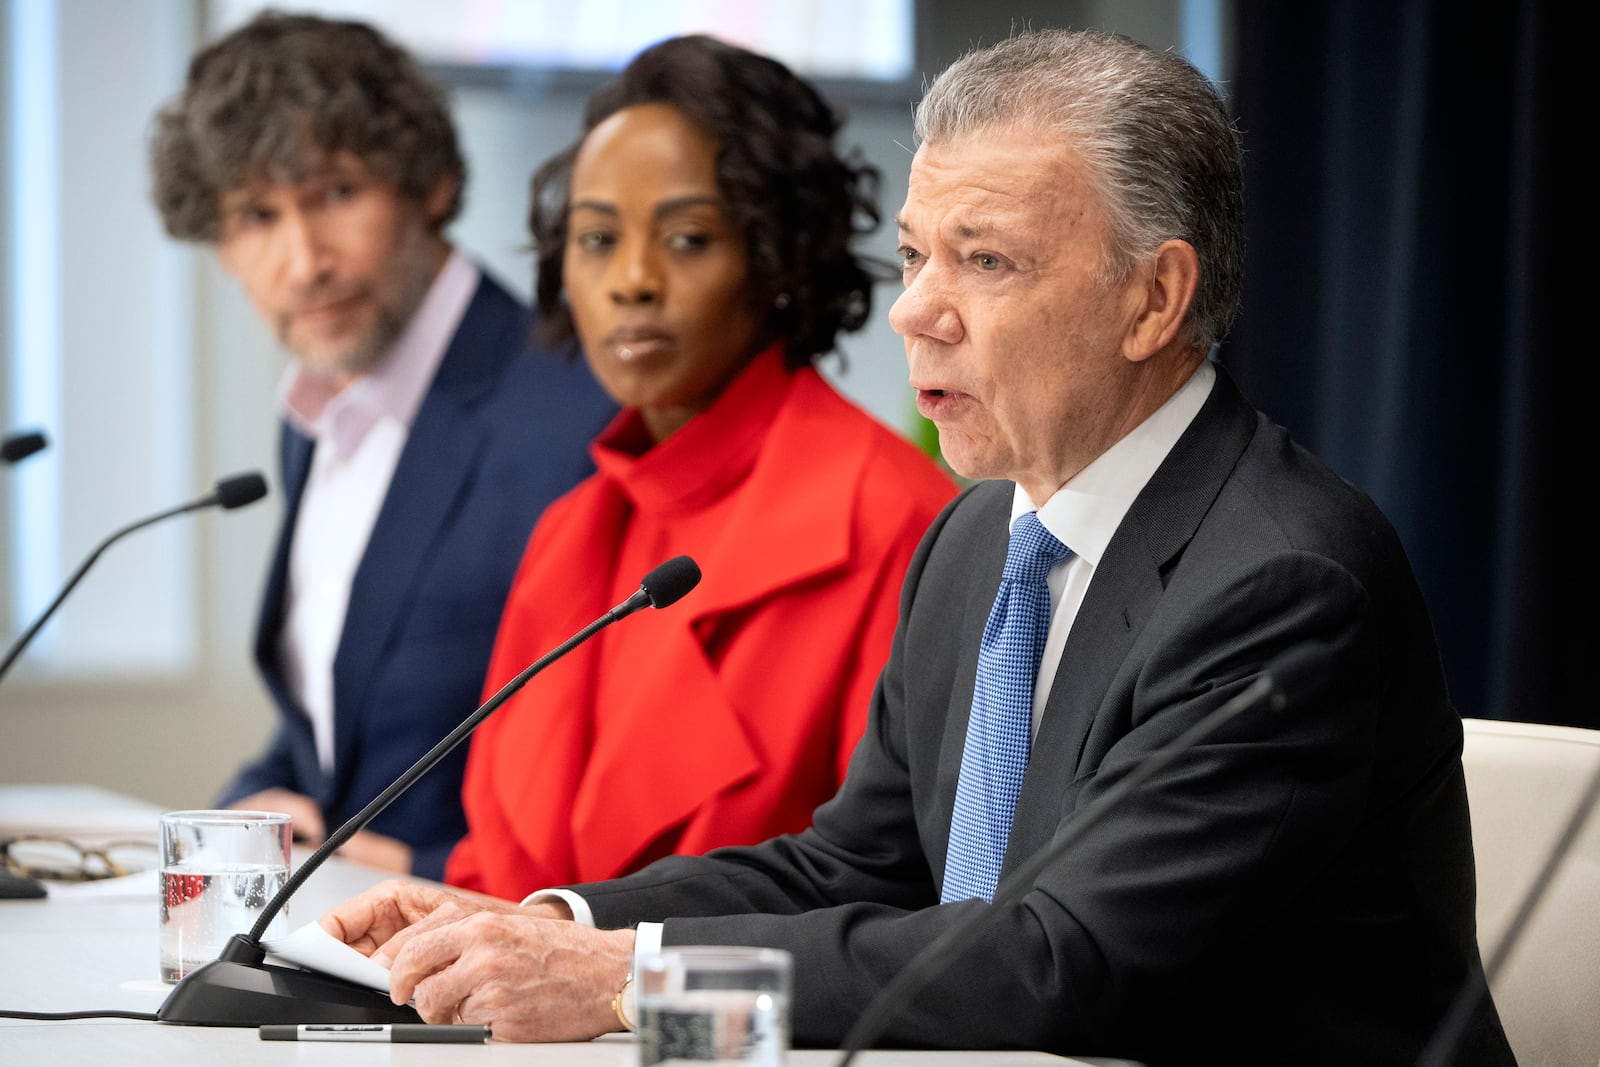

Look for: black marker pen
[260,1023,491,1043]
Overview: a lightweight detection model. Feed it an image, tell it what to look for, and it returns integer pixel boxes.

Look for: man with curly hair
[147,11,614,878]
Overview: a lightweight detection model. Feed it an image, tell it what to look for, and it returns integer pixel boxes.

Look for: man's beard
[281,220,441,382]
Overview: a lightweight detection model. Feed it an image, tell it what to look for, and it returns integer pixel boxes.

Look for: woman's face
[562,103,765,443]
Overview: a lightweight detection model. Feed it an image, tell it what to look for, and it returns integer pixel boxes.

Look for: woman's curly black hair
[529,34,887,369]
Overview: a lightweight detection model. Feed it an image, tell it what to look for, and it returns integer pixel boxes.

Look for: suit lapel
[328,277,517,779]
[1001,366,1261,869]
[1004,525,1165,857]
[932,483,1014,839]
[254,425,314,699]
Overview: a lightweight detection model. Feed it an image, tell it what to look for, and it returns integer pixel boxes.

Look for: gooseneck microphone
[0,471,269,682]
[834,642,1334,1066]
[157,556,703,1028]
[2,429,48,465]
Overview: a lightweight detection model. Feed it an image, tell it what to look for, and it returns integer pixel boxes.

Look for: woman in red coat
[444,36,957,901]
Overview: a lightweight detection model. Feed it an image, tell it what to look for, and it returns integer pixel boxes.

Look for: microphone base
[157,941,421,1026]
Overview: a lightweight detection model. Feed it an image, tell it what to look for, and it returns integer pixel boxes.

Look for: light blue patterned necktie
[942,511,1073,903]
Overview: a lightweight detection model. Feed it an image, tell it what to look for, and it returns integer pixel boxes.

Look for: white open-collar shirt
[275,250,478,774]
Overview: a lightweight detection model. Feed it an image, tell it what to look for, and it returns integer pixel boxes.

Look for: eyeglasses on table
[0,835,158,881]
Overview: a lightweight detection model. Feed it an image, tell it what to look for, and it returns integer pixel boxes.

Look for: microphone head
[214,471,269,510]
[640,555,701,609]
[2,430,48,465]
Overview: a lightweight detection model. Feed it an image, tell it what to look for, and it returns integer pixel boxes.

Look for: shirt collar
[1017,359,1216,563]
[275,249,479,459]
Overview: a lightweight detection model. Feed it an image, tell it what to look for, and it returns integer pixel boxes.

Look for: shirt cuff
[522,887,595,927]
[633,922,664,970]
[522,891,661,973]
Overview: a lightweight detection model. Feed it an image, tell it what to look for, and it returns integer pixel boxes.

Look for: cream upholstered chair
[1461,718,1600,1067]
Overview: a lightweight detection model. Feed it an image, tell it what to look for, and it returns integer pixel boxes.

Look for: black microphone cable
[0,1009,158,1021]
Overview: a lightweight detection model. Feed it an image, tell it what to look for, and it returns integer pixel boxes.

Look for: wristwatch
[612,971,637,1032]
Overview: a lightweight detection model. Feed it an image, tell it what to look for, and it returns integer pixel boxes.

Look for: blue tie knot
[1003,512,1071,585]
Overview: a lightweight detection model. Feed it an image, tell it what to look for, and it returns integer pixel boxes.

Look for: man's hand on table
[321,879,633,1042]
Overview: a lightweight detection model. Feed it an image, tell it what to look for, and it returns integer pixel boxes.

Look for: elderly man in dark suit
[322,28,1514,1064]
[147,12,614,878]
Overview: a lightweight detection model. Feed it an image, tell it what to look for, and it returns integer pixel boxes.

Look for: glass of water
[158,809,291,983]
[637,945,792,1066]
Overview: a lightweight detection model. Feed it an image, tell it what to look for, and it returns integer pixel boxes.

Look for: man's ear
[423,169,461,228]
[1123,238,1199,363]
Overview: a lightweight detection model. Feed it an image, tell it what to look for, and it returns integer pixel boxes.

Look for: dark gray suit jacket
[575,366,1513,1065]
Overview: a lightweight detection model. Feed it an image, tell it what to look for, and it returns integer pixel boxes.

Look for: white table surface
[0,785,1100,1065]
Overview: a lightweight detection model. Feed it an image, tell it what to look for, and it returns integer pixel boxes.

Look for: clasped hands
[319,880,636,1043]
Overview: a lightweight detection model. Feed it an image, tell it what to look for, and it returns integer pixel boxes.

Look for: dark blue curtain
[1218,1,1577,726]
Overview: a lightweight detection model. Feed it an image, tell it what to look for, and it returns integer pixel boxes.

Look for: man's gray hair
[915,28,1244,351]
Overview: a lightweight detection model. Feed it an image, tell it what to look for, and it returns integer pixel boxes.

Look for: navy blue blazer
[217,270,616,879]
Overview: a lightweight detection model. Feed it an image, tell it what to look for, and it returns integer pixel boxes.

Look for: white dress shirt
[276,250,479,773]
[1024,358,1214,733]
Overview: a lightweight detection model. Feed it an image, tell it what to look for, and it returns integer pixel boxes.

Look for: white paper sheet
[260,920,394,993]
